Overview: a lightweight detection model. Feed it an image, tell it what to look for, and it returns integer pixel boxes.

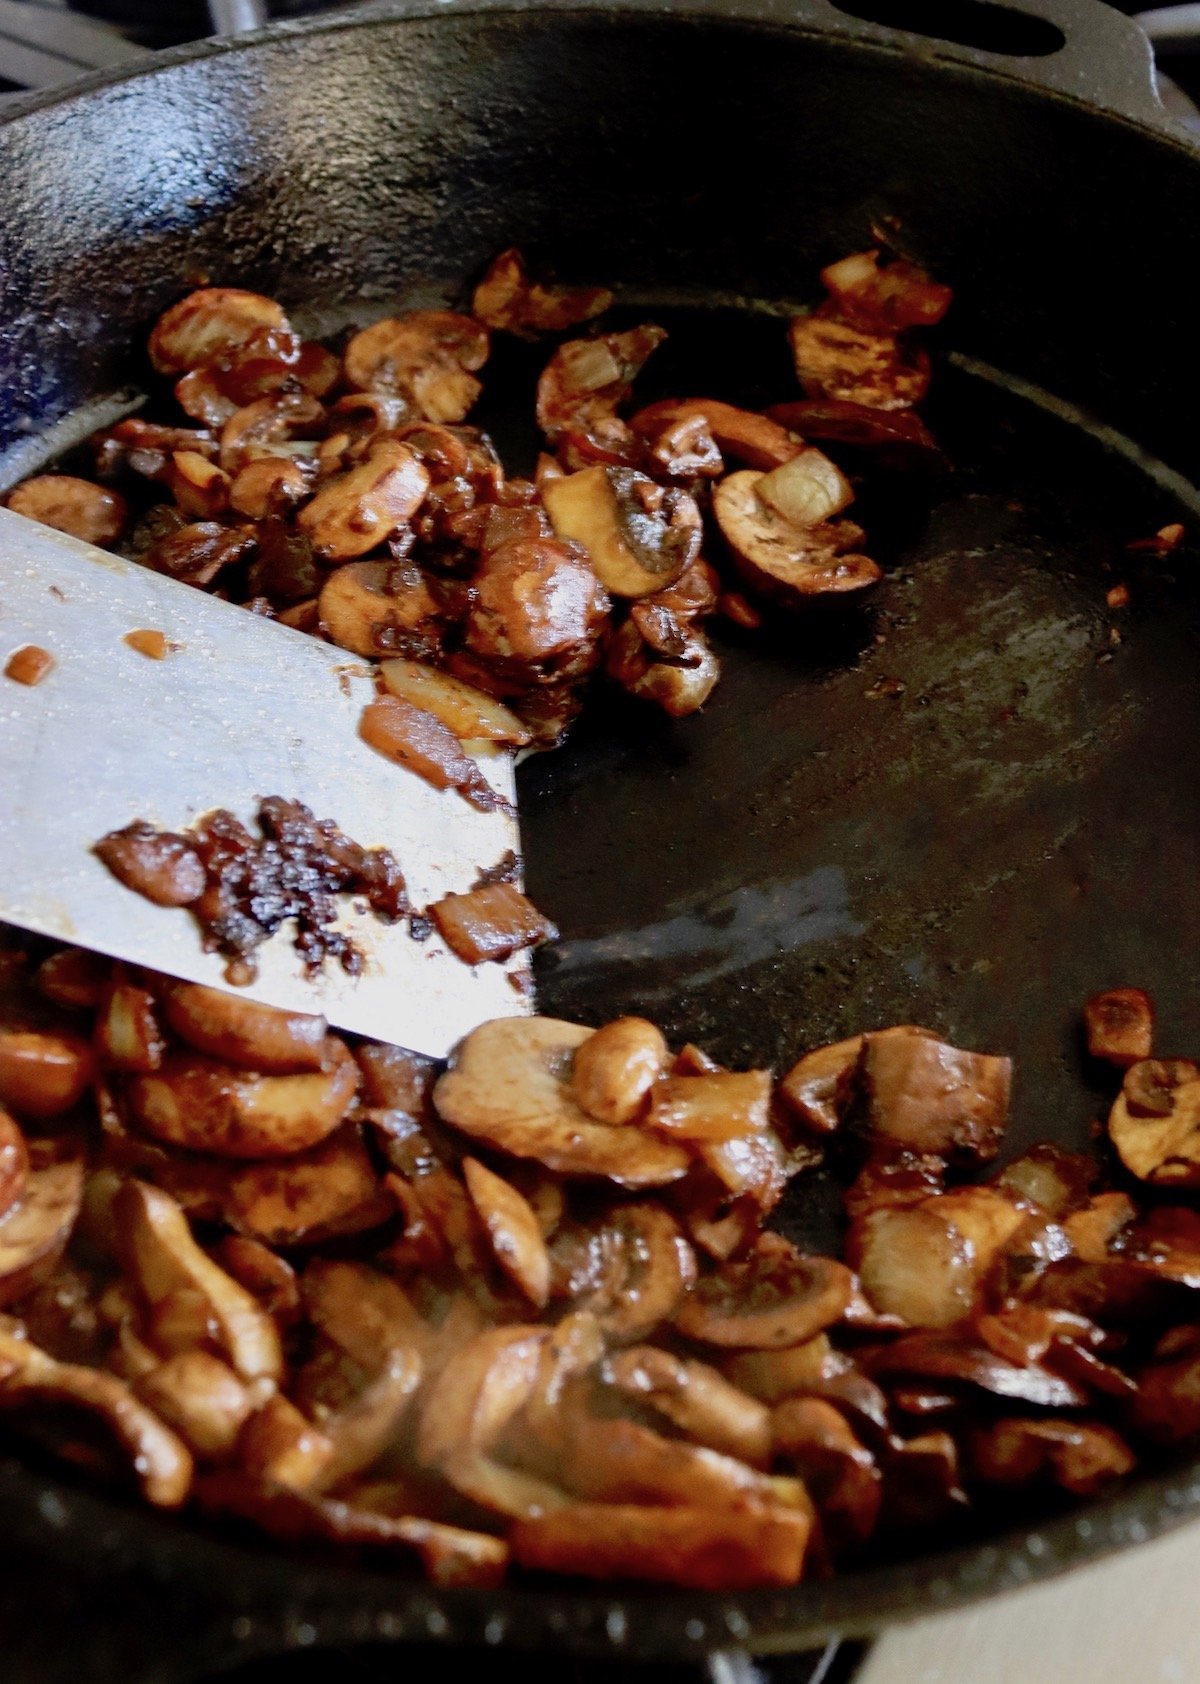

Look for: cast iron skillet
[3,0,1200,1674]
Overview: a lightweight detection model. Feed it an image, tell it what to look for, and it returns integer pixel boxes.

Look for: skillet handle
[784,0,1174,131]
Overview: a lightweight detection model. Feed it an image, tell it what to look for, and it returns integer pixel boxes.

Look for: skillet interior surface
[3,0,1200,1661]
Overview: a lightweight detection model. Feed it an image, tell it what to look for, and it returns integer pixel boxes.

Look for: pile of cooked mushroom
[5,244,948,756]
[0,940,1197,1591]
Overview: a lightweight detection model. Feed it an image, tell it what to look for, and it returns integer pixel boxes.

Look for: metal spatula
[0,506,529,1057]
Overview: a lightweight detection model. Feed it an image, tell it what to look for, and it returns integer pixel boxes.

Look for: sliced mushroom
[239,1393,334,1490]
[433,1018,690,1188]
[95,980,166,1074]
[135,1350,255,1458]
[462,1157,551,1308]
[967,1416,1135,1496]
[0,1028,93,1118]
[863,1332,1088,1409]
[765,399,943,469]
[542,466,701,598]
[229,457,313,520]
[675,1239,853,1349]
[859,1026,1012,1166]
[149,288,291,376]
[0,1149,84,1307]
[714,470,881,606]
[819,250,952,333]
[318,558,445,660]
[571,1017,668,1126]
[850,1187,1028,1329]
[303,1259,432,1373]
[379,658,531,745]
[647,1071,771,1144]
[605,614,721,717]
[0,1330,192,1506]
[128,1039,358,1159]
[440,1450,571,1520]
[359,696,512,816]
[721,1333,840,1405]
[788,313,931,410]
[630,398,802,471]
[35,948,109,1011]
[605,1346,771,1467]
[343,311,489,422]
[772,1396,881,1547]
[6,475,127,545]
[114,1179,283,1381]
[212,1236,300,1323]
[416,1324,548,1472]
[218,391,324,476]
[196,1474,509,1584]
[307,1346,424,1492]
[560,1414,788,1512]
[510,1499,809,1590]
[778,1037,862,1136]
[473,248,612,338]
[536,325,666,439]
[165,451,230,520]
[464,537,610,682]
[206,1124,390,1247]
[161,983,327,1075]
[844,1152,947,1222]
[1084,987,1154,1067]
[560,1204,697,1342]
[1109,1062,1200,1186]
[297,441,430,561]
[0,1108,29,1223]
[142,519,257,586]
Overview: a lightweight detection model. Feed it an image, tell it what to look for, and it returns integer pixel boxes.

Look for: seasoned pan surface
[2,0,1200,1664]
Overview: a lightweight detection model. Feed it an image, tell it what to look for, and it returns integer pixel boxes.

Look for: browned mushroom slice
[164,450,230,520]
[778,1036,862,1137]
[209,1124,390,1247]
[128,1039,358,1159]
[433,1018,690,1188]
[218,391,324,476]
[561,1414,798,1516]
[297,441,430,561]
[378,658,532,746]
[968,1416,1135,1496]
[464,537,609,684]
[343,311,489,422]
[572,1017,668,1126]
[6,474,127,545]
[95,980,166,1072]
[359,696,513,817]
[638,409,724,480]
[114,1179,283,1382]
[788,313,931,410]
[416,1324,548,1473]
[306,1346,425,1493]
[149,287,291,376]
[630,398,803,472]
[229,457,313,520]
[1131,1341,1200,1444]
[135,1350,254,1458]
[843,1151,946,1221]
[675,1239,853,1349]
[0,1148,84,1307]
[606,615,721,717]
[317,558,445,661]
[863,1332,1088,1408]
[772,1396,882,1547]
[0,1028,93,1118]
[1109,1060,1200,1186]
[0,1330,192,1507]
[819,250,952,333]
[765,399,943,468]
[0,1108,28,1223]
[161,983,328,1074]
[542,466,701,598]
[879,1430,966,1529]
[1084,987,1154,1067]
[462,1157,551,1309]
[198,1475,509,1585]
[722,1334,840,1404]
[604,1346,771,1467]
[35,947,109,1010]
[357,1042,439,1113]
[511,1499,808,1590]
[238,1393,336,1489]
[564,1204,697,1342]
[213,1236,300,1323]
[535,325,666,439]
[647,1071,771,1144]
[93,822,205,907]
[859,1026,1012,1165]
[473,248,612,337]
[1062,1191,1136,1262]
[850,1188,1028,1328]
[142,520,257,587]
[430,882,558,966]
[713,470,881,607]
[303,1259,432,1372]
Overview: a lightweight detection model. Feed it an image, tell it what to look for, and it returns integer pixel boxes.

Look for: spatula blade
[0,507,529,1057]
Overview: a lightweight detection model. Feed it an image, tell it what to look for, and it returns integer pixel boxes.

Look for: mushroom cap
[713,471,881,607]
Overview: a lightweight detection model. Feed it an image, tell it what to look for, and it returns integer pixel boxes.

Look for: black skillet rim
[3,0,1200,1658]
